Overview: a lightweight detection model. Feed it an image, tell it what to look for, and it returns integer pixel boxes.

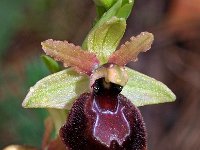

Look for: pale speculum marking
[92,90,130,147]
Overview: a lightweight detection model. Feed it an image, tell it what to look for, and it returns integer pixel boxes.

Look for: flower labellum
[60,64,147,150]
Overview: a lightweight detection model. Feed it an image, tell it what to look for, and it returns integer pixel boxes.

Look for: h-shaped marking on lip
[92,98,130,147]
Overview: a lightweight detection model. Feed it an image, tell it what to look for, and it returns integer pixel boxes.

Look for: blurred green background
[0,0,200,149]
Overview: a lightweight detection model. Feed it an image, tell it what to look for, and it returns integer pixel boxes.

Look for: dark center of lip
[92,78,123,112]
[92,78,130,147]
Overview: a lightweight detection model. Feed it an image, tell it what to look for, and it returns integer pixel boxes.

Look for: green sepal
[83,0,134,64]
[86,17,126,64]
[41,55,61,73]
[22,68,89,110]
[121,67,176,106]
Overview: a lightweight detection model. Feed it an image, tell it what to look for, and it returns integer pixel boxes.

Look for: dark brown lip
[60,92,147,150]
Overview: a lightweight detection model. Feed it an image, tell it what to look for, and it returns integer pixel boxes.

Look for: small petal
[109,32,154,66]
[42,39,99,75]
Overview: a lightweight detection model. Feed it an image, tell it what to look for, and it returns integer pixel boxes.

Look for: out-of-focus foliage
[0,58,49,149]
[0,0,26,56]
[0,0,52,57]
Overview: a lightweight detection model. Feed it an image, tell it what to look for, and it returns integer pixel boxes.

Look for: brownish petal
[42,39,99,75]
[108,32,154,66]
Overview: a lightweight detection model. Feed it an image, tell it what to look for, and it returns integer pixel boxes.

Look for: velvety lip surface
[60,93,147,150]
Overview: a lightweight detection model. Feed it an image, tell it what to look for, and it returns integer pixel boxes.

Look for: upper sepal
[121,67,176,107]
[83,0,134,64]
[86,17,126,64]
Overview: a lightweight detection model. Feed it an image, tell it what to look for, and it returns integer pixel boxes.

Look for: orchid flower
[22,0,175,149]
